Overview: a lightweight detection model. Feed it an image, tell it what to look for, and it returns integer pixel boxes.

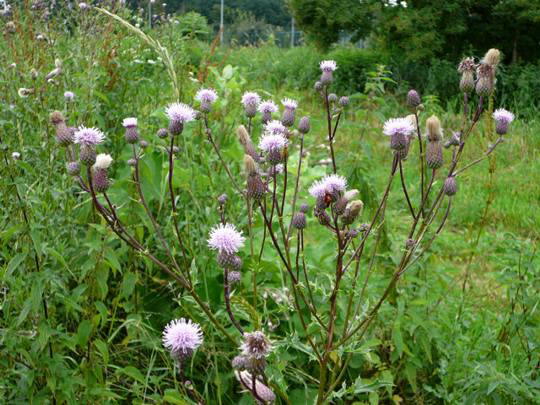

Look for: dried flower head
[281,98,298,110]
[241,331,271,359]
[195,88,218,104]
[162,318,203,357]
[383,118,415,137]
[320,60,337,72]
[426,115,443,141]
[208,223,245,254]
[74,126,105,146]
[165,102,196,124]
[483,48,501,67]
[259,133,288,153]
[93,153,113,170]
[122,117,137,128]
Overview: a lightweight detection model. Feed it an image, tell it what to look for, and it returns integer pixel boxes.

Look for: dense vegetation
[1,3,539,404]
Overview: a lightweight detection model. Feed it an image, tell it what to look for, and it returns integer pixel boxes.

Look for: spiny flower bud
[217,251,239,269]
[395,136,411,160]
[458,57,476,93]
[342,200,364,225]
[315,208,331,226]
[314,81,323,92]
[426,141,443,169]
[168,120,183,135]
[298,116,310,134]
[334,196,349,216]
[328,93,338,103]
[80,146,97,166]
[299,203,309,213]
[157,128,169,138]
[476,63,494,97]
[139,140,149,149]
[281,98,298,127]
[407,89,421,108]
[444,131,461,148]
[92,168,110,192]
[228,271,241,285]
[426,115,443,141]
[339,96,350,107]
[127,158,137,167]
[292,212,306,229]
[66,161,80,176]
[123,117,139,144]
[443,176,457,196]
[247,175,266,200]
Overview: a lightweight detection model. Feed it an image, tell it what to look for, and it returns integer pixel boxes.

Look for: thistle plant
[48,49,515,403]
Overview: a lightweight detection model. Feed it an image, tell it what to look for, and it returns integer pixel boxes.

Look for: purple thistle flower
[259,133,288,153]
[122,117,138,128]
[195,88,218,104]
[165,102,196,124]
[320,60,337,72]
[258,100,278,114]
[309,174,347,198]
[264,120,286,135]
[493,109,515,124]
[383,118,415,137]
[162,318,203,356]
[281,98,298,110]
[74,126,105,146]
[208,223,245,254]
[242,91,261,107]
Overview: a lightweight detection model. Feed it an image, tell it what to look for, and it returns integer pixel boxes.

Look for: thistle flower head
[165,102,196,124]
[493,108,515,124]
[309,174,347,198]
[93,153,113,170]
[258,100,278,114]
[74,126,105,146]
[64,91,75,101]
[241,91,261,107]
[483,48,501,67]
[195,88,218,104]
[240,331,271,359]
[458,57,476,73]
[207,223,245,254]
[383,118,415,137]
[162,318,203,355]
[264,120,286,135]
[426,115,443,141]
[320,60,337,72]
[122,117,137,128]
[281,98,298,110]
[258,133,288,153]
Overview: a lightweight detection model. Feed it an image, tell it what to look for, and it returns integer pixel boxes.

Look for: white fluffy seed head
[93,153,113,169]
[122,117,138,128]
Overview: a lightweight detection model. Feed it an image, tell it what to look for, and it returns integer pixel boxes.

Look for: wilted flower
[241,331,271,359]
[426,115,443,141]
[458,57,476,93]
[235,370,276,402]
[18,88,34,98]
[162,318,203,358]
[12,152,21,160]
[74,126,105,146]
[208,223,245,255]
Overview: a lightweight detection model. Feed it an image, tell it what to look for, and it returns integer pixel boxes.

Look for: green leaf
[163,389,190,404]
[120,272,137,300]
[7,252,27,277]
[77,320,93,347]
